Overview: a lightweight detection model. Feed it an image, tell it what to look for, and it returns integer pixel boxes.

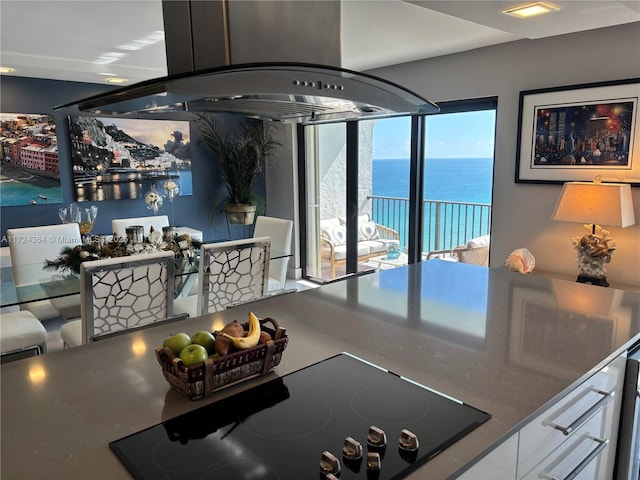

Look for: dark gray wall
[0,76,262,243]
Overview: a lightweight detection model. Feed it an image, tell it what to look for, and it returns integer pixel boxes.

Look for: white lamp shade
[552,181,636,227]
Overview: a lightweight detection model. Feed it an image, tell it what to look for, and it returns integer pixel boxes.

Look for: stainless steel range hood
[56,1,439,123]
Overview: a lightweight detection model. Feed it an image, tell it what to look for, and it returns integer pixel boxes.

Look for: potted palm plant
[195,114,281,225]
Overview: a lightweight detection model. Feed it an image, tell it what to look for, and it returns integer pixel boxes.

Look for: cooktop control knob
[319,451,341,476]
[367,452,382,470]
[398,429,419,451]
[343,436,363,459]
[367,425,387,448]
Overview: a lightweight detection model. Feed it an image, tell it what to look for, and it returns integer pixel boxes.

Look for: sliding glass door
[303,123,347,280]
[300,97,496,282]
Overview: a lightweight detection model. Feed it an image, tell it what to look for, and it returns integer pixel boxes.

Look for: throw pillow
[321,225,346,246]
[358,221,379,241]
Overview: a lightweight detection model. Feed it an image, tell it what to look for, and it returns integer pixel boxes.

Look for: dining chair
[0,310,47,362]
[7,223,83,320]
[253,216,293,293]
[173,237,271,318]
[59,250,182,347]
[111,215,170,240]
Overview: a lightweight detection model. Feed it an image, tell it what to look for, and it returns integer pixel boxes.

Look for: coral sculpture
[572,224,616,279]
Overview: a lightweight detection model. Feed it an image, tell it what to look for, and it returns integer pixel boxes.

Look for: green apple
[179,344,208,367]
[162,332,191,356]
[190,330,216,355]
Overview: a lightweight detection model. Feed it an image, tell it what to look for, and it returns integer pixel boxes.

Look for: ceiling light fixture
[105,77,128,84]
[502,2,560,18]
[0,66,16,73]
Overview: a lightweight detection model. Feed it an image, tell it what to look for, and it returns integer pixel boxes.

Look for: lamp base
[576,274,609,288]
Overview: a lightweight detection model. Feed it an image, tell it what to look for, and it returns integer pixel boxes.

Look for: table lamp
[552,177,635,287]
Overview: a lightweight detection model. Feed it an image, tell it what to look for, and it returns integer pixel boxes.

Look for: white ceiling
[1,1,638,85]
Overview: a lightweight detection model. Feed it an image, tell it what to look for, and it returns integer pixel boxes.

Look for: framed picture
[68,116,192,202]
[515,78,640,185]
[0,112,63,206]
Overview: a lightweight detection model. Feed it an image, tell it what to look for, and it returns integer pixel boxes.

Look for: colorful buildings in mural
[0,114,59,177]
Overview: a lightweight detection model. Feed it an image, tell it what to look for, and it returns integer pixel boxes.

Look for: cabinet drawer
[521,401,613,480]
[518,355,626,477]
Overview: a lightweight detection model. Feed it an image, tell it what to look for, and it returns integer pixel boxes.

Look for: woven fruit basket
[155,317,288,400]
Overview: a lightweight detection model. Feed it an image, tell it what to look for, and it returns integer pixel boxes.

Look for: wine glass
[163,180,180,224]
[58,204,98,236]
[77,206,98,235]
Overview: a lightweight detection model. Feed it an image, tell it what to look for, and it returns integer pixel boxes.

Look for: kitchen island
[2,260,639,478]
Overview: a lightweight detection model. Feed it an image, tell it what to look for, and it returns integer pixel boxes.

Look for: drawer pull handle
[538,435,608,480]
[545,388,613,436]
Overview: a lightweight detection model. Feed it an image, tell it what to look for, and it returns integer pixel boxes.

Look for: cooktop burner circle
[242,388,333,440]
[199,461,282,480]
[350,385,430,425]
[151,435,228,474]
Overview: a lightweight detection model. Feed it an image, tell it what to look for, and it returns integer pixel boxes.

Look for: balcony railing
[368,195,492,253]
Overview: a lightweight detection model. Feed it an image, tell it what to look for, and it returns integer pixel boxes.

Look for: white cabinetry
[458,434,518,480]
[457,354,627,480]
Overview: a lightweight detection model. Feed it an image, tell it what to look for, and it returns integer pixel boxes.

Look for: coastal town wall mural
[68,116,192,202]
[0,113,63,206]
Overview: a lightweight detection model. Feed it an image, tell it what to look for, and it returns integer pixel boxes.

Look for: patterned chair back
[81,250,177,343]
[197,237,271,316]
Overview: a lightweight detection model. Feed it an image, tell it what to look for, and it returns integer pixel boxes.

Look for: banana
[221,312,261,349]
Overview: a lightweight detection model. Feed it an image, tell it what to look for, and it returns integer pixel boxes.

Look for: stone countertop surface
[2,260,639,479]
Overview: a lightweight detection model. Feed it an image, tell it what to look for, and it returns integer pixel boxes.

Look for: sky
[373,110,496,159]
[105,118,190,150]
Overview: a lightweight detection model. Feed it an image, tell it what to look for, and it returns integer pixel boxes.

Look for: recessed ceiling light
[0,66,16,73]
[502,2,560,18]
[105,77,128,84]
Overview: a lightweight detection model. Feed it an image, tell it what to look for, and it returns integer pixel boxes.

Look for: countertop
[2,260,640,479]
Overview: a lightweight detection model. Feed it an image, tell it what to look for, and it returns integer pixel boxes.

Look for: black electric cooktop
[110,353,490,479]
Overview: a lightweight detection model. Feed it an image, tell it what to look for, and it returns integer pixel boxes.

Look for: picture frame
[68,116,192,202]
[515,78,640,185]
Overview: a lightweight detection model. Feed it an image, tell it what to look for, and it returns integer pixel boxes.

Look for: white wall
[367,23,640,287]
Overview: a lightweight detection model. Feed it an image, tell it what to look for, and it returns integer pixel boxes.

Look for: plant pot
[225,203,256,225]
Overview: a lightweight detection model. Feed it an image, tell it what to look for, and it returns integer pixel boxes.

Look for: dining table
[0,248,292,309]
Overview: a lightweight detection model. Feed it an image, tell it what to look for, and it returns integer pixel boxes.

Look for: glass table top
[0,249,290,308]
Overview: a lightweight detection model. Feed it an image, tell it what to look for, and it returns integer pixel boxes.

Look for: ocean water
[373,157,493,203]
[0,169,63,207]
[372,157,494,250]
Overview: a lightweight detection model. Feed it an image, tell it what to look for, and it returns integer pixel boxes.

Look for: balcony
[368,194,492,255]
[316,196,492,280]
